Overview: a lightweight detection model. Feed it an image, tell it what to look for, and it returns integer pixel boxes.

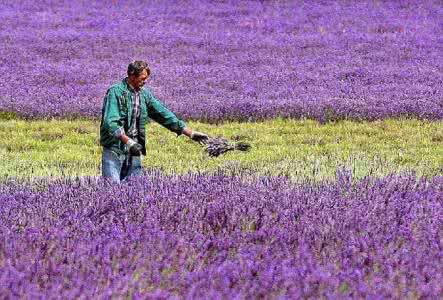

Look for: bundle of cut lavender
[204,137,251,157]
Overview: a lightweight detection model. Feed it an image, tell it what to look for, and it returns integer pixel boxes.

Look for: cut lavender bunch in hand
[204,137,251,157]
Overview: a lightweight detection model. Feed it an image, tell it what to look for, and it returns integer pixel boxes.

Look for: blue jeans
[101,147,142,183]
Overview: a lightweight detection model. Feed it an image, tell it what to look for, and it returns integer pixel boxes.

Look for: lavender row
[1,172,442,298]
[0,1,441,121]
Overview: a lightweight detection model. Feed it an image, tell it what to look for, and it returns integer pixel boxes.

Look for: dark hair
[127,60,150,77]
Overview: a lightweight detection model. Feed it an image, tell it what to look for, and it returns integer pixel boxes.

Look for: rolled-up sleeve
[102,88,125,138]
[146,91,186,135]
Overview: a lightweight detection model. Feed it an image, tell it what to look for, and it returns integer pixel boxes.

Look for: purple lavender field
[1,172,442,298]
[0,1,442,121]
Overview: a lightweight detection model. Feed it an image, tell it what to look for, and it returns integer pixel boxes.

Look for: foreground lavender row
[1,173,442,298]
[0,1,441,121]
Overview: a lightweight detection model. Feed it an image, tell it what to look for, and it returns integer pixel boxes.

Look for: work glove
[190,131,209,145]
[127,138,143,156]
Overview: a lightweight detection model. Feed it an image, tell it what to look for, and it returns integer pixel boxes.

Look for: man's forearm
[118,134,142,156]
[181,127,192,138]
[113,127,129,144]
[119,135,130,144]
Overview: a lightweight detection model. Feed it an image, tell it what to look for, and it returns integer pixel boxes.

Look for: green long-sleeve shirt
[100,78,186,155]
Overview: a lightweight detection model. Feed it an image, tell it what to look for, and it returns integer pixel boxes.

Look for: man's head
[127,60,150,91]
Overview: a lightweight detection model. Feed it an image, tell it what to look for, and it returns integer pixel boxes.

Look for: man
[100,60,209,183]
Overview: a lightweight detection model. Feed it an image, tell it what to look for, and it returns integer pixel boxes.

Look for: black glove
[127,139,143,156]
[191,131,209,145]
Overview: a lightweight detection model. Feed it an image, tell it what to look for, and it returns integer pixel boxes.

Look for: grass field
[3,118,442,182]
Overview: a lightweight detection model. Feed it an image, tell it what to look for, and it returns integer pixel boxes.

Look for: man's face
[129,69,148,90]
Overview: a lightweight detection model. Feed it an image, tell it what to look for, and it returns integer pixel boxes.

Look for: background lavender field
[0,0,442,121]
[1,173,442,298]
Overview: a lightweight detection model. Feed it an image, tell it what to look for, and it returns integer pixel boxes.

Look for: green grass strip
[1,118,442,181]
